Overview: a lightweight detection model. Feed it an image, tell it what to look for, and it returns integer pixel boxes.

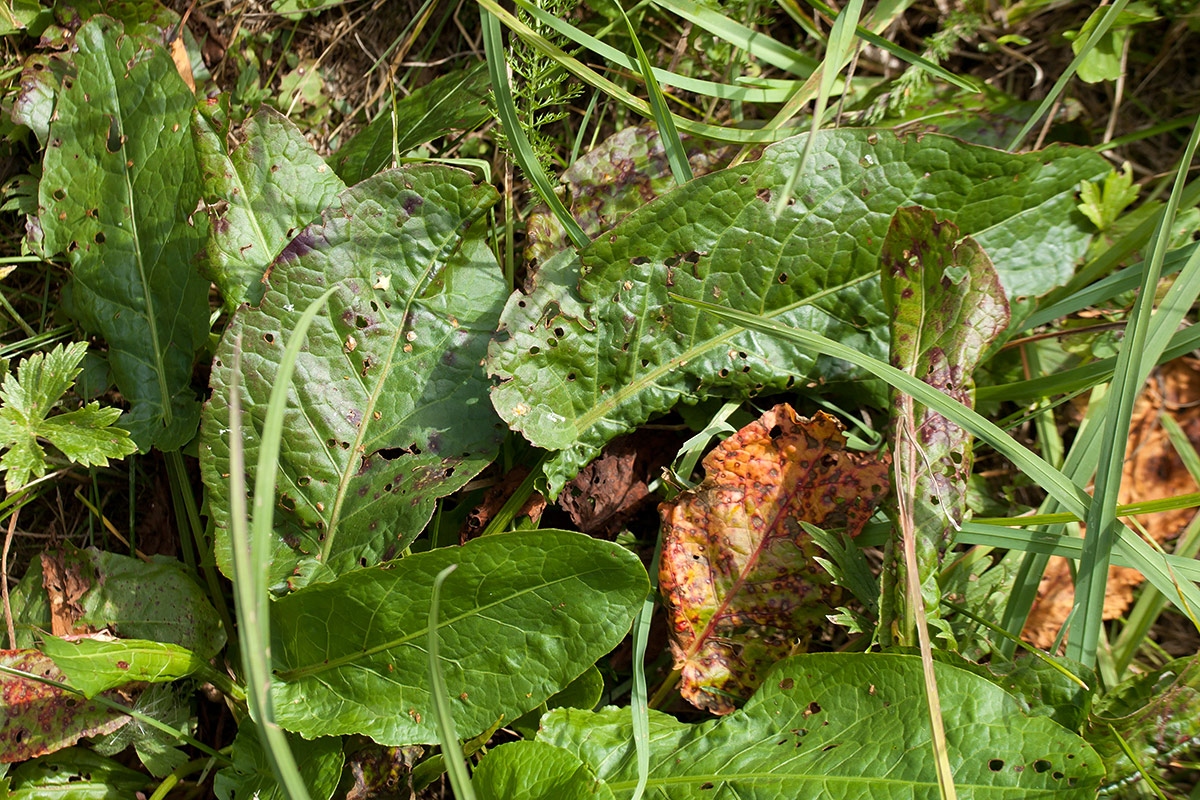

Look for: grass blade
[478,0,809,144]
[1068,114,1200,667]
[803,0,980,93]
[227,287,338,800]
[429,564,476,800]
[614,0,692,185]
[480,7,589,250]
[653,0,818,77]
[1006,0,1130,151]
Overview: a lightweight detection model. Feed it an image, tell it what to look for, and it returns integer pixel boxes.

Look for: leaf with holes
[200,165,507,588]
[878,207,1010,646]
[194,104,347,309]
[487,129,1107,496]
[659,404,889,714]
[0,650,130,763]
[529,652,1103,798]
[36,15,210,451]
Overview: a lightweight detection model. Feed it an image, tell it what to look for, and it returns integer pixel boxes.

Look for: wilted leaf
[1089,655,1200,793]
[879,208,1009,645]
[200,165,508,587]
[37,16,210,451]
[15,543,226,657]
[214,722,344,800]
[40,636,209,698]
[0,342,136,492]
[329,65,492,186]
[6,748,148,798]
[659,404,890,714]
[11,54,61,145]
[194,104,347,309]
[474,740,615,800]
[0,650,129,762]
[269,530,647,744]
[524,125,740,269]
[488,129,1107,496]
[535,652,1104,798]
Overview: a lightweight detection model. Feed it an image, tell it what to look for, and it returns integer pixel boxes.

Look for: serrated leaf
[0,342,136,492]
[194,105,347,309]
[0,650,130,763]
[269,530,647,745]
[659,405,889,714]
[37,16,210,451]
[475,740,615,800]
[487,129,1108,495]
[214,722,343,800]
[537,652,1104,798]
[40,636,208,698]
[329,65,492,186]
[6,748,148,799]
[879,208,1009,645]
[200,165,508,587]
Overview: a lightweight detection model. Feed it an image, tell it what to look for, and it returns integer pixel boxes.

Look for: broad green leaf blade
[489,130,1107,495]
[880,208,1009,644]
[659,405,889,713]
[40,636,208,698]
[6,748,148,799]
[17,544,226,657]
[329,65,492,186]
[0,651,130,762]
[200,166,507,587]
[37,16,210,451]
[540,652,1103,797]
[475,740,616,800]
[269,530,648,745]
[214,723,344,800]
[194,105,347,309]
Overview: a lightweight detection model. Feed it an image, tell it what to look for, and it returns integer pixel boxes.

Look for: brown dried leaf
[659,405,890,714]
[40,550,92,639]
[558,431,676,537]
[458,466,546,544]
[0,649,129,762]
[1024,358,1200,648]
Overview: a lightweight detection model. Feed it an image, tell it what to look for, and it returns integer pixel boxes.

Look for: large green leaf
[36,16,210,451]
[200,165,507,587]
[879,208,1009,645]
[328,65,492,186]
[269,530,647,745]
[194,105,347,309]
[533,652,1103,798]
[487,130,1107,495]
